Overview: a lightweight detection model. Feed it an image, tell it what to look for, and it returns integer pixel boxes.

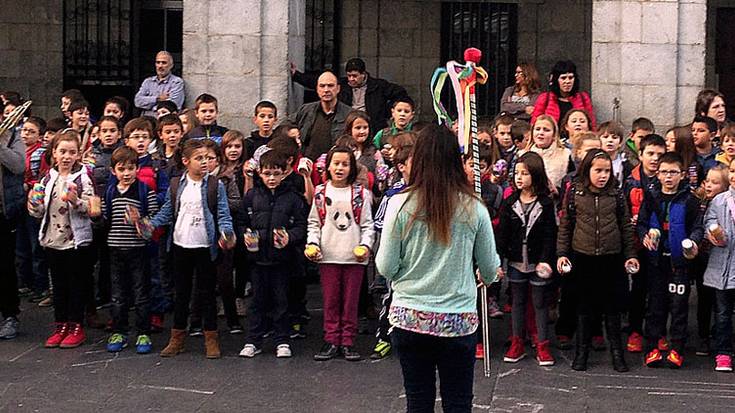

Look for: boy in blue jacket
[637,152,700,368]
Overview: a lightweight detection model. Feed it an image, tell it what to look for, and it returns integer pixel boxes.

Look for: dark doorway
[302,0,342,103]
[62,0,183,115]
[716,7,735,120]
[440,2,518,119]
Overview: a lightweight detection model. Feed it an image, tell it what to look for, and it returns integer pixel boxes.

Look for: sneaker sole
[695,351,710,356]
[715,367,733,372]
[107,344,129,352]
[59,342,85,349]
[503,354,526,363]
[239,349,262,358]
[537,358,555,366]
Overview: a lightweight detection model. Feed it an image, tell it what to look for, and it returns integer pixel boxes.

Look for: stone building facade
[0,1,730,133]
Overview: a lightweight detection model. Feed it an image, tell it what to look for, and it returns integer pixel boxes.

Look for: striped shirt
[374,179,405,232]
[103,181,159,249]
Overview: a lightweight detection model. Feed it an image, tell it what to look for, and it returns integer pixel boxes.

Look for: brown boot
[160,329,187,357]
[204,330,221,359]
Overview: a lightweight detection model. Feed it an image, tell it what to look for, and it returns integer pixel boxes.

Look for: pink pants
[320,264,364,346]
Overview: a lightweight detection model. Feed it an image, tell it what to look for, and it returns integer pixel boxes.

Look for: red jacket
[531,91,596,130]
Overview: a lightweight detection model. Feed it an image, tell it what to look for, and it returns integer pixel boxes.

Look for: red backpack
[313,183,365,226]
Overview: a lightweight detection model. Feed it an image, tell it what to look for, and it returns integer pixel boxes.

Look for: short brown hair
[123,117,154,140]
[195,93,218,111]
[597,120,624,139]
[494,114,514,130]
[111,146,139,168]
[157,113,183,132]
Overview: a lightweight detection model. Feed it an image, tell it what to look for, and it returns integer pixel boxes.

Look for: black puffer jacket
[557,181,635,259]
[496,192,557,265]
[240,181,307,265]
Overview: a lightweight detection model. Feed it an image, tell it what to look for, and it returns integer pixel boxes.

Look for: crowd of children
[2,83,735,375]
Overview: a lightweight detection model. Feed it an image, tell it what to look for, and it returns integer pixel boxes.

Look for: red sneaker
[45,323,69,348]
[591,335,606,351]
[59,323,86,348]
[504,336,526,363]
[666,349,684,369]
[150,314,164,333]
[627,332,643,353]
[475,343,485,359]
[645,349,663,367]
[536,340,555,366]
[658,337,670,351]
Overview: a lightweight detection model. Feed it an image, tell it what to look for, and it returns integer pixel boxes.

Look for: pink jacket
[531,91,596,130]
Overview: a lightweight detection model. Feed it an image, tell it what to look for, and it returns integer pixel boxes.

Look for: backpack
[169,175,219,226]
[313,183,365,226]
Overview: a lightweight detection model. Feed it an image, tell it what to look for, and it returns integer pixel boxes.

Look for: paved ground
[2,285,735,413]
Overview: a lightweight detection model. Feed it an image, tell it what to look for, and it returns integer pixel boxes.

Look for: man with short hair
[291,58,409,134]
[291,71,352,161]
[134,51,185,117]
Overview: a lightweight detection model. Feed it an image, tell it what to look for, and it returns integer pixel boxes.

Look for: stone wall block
[208,0,261,36]
[358,29,378,58]
[641,2,678,44]
[620,1,642,43]
[260,75,290,115]
[341,0,360,29]
[261,35,289,77]
[678,2,706,46]
[591,1,621,42]
[0,50,21,78]
[618,85,644,127]
[419,30,440,58]
[379,56,404,85]
[676,85,700,124]
[183,33,210,74]
[642,85,678,127]
[541,0,588,33]
[590,83,620,124]
[379,29,413,58]
[677,44,706,87]
[620,43,677,85]
[380,1,419,30]
[592,42,622,85]
[183,0,208,34]
[263,0,289,36]
[360,0,379,30]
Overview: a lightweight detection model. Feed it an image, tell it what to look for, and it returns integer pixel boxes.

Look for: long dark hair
[578,148,613,190]
[406,124,475,245]
[515,152,550,196]
[325,145,358,184]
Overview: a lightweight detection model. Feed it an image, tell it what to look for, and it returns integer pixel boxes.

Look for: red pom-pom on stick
[464,48,482,64]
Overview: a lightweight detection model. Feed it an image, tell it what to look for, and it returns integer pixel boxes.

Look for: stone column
[591,0,706,130]
[183,0,305,131]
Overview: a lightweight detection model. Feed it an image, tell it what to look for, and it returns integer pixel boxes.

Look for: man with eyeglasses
[134,51,185,117]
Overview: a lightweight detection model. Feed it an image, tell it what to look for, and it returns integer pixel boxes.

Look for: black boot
[572,315,591,371]
[605,313,629,373]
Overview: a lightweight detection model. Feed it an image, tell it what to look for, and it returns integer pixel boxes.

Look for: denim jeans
[714,289,735,356]
[392,327,475,413]
[110,247,151,335]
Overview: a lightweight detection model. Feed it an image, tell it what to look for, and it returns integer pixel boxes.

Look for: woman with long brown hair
[376,124,500,412]
[500,62,541,121]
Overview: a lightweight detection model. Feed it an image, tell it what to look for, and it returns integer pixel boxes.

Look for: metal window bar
[305,0,340,72]
[63,0,133,85]
[440,2,518,118]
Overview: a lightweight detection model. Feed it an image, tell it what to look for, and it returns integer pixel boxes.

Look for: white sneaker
[239,343,261,358]
[276,344,292,358]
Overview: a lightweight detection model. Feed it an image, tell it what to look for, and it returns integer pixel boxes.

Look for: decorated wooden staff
[430,48,491,377]
[0,100,32,137]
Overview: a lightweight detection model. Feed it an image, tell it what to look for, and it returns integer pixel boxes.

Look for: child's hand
[495,267,505,281]
[353,245,369,262]
[125,205,141,224]
[218,231,236,250]
[557,257,571,274]
[624,258,640,274]
[536,262,553,279]
[273,228,289,249]
[305,244,322,262]
[642,234,656,251]
[706,230,727,247]
[297,158,313,176]
[65,183,79,204]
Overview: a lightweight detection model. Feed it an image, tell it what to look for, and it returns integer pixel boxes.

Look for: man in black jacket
[291,58,409,135]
